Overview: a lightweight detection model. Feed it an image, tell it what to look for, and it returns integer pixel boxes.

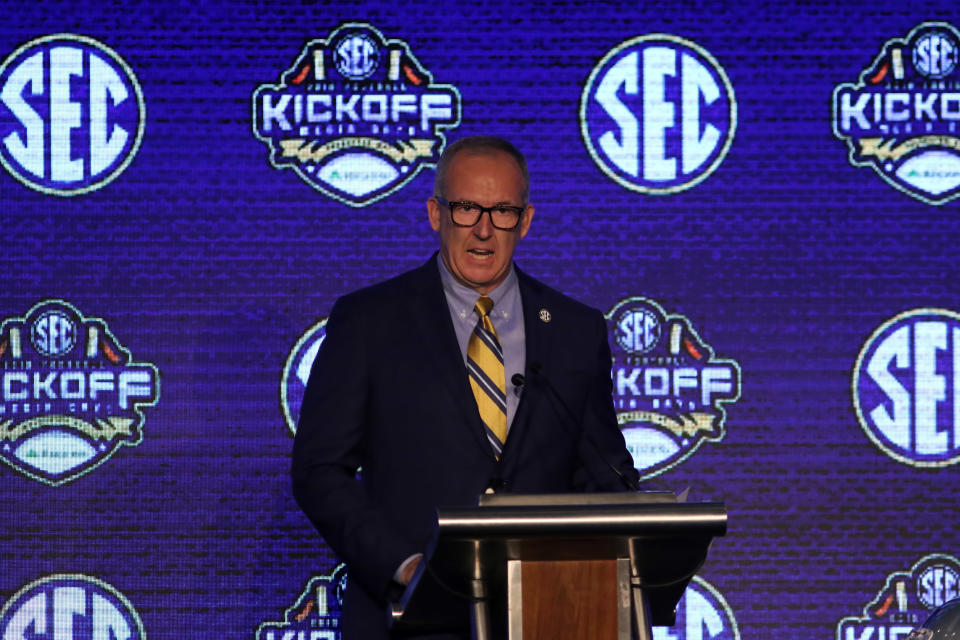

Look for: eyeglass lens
[450,202,522,229]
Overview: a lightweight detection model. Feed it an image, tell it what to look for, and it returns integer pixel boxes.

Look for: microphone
[527,362,641,492]
[483,375,528,495]
[484,477,507,494]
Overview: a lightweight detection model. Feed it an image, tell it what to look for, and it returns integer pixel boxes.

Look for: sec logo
[0,574,145,640]
[30,309,76,356]
[615,306,661,354]
[917,563,960,609]
[0,33,145,196]
[280,319,327,435]
[334,33,379,79]
[580,34,736,195]
[913,30,958,78]
[853,308,960,467]
[653,576,740,640]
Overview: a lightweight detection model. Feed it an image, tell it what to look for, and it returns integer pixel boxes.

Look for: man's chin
[456,265,507,293]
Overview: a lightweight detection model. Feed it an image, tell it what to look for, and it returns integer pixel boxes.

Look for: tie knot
[474,296,494,317]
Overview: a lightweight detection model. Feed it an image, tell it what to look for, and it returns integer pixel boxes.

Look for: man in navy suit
[292,136,639,639]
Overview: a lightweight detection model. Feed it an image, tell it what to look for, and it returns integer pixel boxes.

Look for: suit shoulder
[333,259,435,313]
[517,269,605,321]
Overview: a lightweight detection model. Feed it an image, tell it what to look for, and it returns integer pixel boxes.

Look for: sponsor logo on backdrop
[853,308,960,468]
[607,297,740,479]
[653,576,740,640]
[0,300,159,485]
[836,554,960,640]
[256,564,347,640]
[580,34,736,194]
[0,33,145,196]
[833,22,960,205]
[253,22,461,207]
[0,574,145,640]
[281,319,327,435]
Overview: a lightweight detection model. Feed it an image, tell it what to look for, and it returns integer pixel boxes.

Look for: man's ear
[427,197,441,232]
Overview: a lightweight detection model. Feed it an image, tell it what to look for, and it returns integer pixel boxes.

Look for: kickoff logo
[0,300,159,485]
[255,564,347,640]
[833,22,960,205]
[253,22,461,207]
[0,34,145,196]
[0,574,145,640]
[580,34,736,194]
[281,319,327,435]
[836,554,960,640]
[607,297,740,479]
[853,309,960,468]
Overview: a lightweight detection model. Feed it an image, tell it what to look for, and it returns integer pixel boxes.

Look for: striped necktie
[467,296,507,457]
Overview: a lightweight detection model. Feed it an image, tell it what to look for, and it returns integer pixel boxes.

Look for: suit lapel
[501,267,551,458]
[405,255,494,457]
[516,267,551,382]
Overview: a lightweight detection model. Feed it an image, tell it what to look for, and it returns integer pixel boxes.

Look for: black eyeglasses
[436,196,526,231]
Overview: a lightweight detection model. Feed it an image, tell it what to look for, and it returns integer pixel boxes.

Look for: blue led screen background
[1,1,959,639]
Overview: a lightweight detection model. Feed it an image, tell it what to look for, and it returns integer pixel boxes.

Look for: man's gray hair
[433,136,530,203]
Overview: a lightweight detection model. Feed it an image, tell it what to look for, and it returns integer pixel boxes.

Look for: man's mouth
[468,249,493,258]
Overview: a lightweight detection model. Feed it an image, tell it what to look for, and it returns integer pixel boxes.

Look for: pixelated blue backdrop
[1,1,959,639]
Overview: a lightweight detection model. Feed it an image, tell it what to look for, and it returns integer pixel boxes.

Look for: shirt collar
[436,253,518,322]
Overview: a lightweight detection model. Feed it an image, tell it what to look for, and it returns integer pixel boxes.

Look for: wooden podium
[390,493,727,639]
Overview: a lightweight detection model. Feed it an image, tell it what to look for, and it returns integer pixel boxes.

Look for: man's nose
[473,210,495,237]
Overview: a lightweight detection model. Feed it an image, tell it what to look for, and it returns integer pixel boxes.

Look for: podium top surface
[437,498,727,540]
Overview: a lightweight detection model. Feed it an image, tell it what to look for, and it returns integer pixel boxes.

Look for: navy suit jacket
[291,255,639,639]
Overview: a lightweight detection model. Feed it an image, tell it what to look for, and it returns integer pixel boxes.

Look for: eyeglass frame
[435,196,528,231]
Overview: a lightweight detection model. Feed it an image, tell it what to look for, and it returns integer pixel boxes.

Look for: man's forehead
[450,148,519,169]
[447,150,525,195]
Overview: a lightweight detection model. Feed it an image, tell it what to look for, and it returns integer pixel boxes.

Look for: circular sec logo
[0,33,145,196]
[917,562,960,609]
[580,34,736,195]
[913,30,958,79]
[280,319,327,435]
[0,574,145,640]
[853,308,960,468]
[654,576,740,640]
[615,306,661,355]
[30,308,77,356]
[334,32,379,80]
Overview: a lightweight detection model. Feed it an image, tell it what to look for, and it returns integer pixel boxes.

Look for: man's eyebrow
[453,199,522,207]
